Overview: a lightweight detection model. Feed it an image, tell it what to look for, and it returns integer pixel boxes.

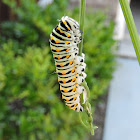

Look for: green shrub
[0,0,115,139]
[0,41,86,140]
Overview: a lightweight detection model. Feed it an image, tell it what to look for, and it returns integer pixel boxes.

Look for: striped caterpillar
[49,16,87,112]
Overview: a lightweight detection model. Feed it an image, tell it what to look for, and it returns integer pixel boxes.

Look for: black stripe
[71,104,77,108]
[68,89,74,92]
[58,73,75,78]
[61,84,75,88]
[56,64,74,70]
[57,70,72,75]
[69,98,74,101]
[59,79,73,84]
[51,48,68,53]
[66,20,71,30]
[66,102,74,105]
[54,55,71,60]
[60,20,68,31]
[52,48,70,52]
[55,60,69,63]
[56,61,72,68]
[55,26,65,31]
[50,43,70,48]
[55,26,67,37]
[52,32,65,41]
[63,97,74,102]
[62,95,73,98]
[50,39,65,45]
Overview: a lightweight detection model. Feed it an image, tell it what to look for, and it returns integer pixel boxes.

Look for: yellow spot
[66,99,69,101]
[69,61,73,65]
[62,72,66,75]
[57,56,61,59]
[68,105,71,107]
[51,47,53,50]
[71,69,75,73]
[72,78,76,82]
[58,79,60,81]
[60,30,63,33]
[72,88,76,92]
[66,41,70,44]
[57,26,60,29]
[67,34,70,37]
[56,70,58,73]
[73,97,76,100]
[71,108,75,110]
[68,27,70,30]
[56,49,60,52]
[66,49,69,52]
[63,80,66,83]
[56,40,60,44]
[51,36,53,40]
[66,55,70,59]
[60,64,64,67]
[74,104,77,107]
[63,21,67,25]
[64,90,68,93]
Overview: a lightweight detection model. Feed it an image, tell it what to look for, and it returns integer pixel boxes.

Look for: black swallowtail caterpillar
[49,16,87,112]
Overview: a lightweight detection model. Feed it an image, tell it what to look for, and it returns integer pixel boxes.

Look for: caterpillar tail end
[82,87,87,104]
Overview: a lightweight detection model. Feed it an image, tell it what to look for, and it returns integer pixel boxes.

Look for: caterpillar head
[62,16,80,32]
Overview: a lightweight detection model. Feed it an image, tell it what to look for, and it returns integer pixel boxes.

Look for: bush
[0,0,115,140]
[0,41,86,140]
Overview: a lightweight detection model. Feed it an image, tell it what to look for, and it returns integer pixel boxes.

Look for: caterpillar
[49,16,87,112]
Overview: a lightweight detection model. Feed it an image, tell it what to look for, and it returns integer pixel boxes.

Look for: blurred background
[0,0,139,140]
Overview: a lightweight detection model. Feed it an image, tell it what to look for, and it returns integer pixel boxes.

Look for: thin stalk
[79,0,96,135]
[79,0,86,55]
[119,0,140,64]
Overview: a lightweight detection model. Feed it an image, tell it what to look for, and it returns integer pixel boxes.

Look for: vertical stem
[119,0,140,64]
[79,0,86,56]
[79,0,96,135]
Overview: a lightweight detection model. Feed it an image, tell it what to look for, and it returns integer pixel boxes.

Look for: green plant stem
[119,0,140,64]
[79,0,86,55]
[79,0,96,135]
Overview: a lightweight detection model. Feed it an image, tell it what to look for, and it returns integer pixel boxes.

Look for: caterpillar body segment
[49,16,87,112]
[58,73,86,86]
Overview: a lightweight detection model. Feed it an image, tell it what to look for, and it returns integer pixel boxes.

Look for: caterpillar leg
[82,87,87,104]
[76,72,87,84]
[75,53,85,65]
[73,36,82,44]
[76,63,86,74]
[76,85,84,94]
[76,85,87,104]
[76,75,84,84]
[76,104,83,112]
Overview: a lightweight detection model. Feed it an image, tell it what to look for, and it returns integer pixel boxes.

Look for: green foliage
[0,41,86,140]
[0,0,115,139]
